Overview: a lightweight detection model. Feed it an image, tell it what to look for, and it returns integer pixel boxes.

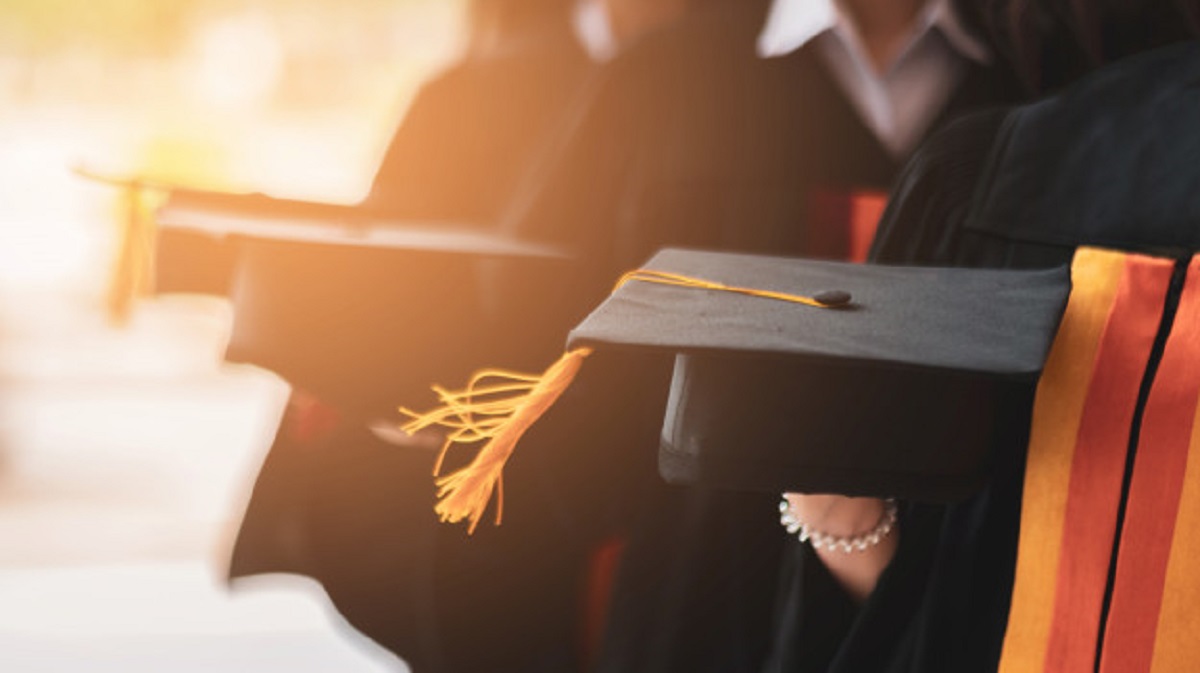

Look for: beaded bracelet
[778,497,898,553]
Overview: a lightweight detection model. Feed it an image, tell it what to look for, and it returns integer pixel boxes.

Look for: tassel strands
[107,180,162,324]
[400,347,594,534]
[400,266,847,533]
[72,167,165,325]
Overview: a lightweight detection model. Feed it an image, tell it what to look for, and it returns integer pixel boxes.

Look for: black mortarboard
[74,162,574,416]
[567,248,1070,501]
[154,188,568,257]
[151,191,572,418]
[405,247,1069,530]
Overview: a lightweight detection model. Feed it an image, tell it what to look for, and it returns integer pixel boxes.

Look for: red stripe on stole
[1101,257,1200,672]
[804,188,887,262]
[998,249,1126,673]
[847,191,887,263]
[1044,255,1176,673]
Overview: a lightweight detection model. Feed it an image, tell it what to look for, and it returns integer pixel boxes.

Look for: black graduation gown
[769,40,1200,673]
[224,20,603,673]
[227,2,1022,671]
[153,227,241,296]
[361,36,593,222]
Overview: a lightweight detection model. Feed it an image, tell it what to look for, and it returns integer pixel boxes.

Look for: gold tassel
[106,181,162,324]
[400,266,847,533]
[400,347,594,534]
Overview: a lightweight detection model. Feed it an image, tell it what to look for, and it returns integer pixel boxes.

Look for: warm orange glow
[0,1,467,291]
[184,10,286,112]
[0,2,465,670]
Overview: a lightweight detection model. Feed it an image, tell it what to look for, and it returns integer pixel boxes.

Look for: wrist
[780,495,897,553]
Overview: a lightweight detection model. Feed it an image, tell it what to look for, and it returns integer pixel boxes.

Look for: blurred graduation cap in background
[154,188,565,258]
[75,164,574,420]
[160,185,573,418]
[70,0,602,416]
[403,248,1070,532]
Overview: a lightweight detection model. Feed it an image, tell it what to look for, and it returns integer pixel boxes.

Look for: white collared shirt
[572,0,619,63]
[758,0,990,157]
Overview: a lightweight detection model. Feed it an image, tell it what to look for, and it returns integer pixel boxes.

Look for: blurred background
[0,1,465,670]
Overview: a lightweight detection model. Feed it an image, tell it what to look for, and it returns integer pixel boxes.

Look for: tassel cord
[614,269,830,308]
[403,266,840,533]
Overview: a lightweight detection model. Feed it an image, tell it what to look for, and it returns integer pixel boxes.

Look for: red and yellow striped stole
[999,247,1200,673]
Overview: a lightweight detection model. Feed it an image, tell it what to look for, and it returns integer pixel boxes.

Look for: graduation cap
[154,189,572,419]
[75,164,576,417]
[402,248,1071,532]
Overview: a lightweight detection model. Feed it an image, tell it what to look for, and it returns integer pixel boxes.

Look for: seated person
[224,1,703,671]
[773,1,1200,671]
[504,1,1025,670]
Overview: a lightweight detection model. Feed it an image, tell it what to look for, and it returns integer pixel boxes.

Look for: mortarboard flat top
[143,179,567,415]
[566,248,1071,501]
[75,165,567,258]
[155,195,567,259]
[569,248,1067,376]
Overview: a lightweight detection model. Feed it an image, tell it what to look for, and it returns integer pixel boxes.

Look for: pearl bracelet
[778,497,898,553]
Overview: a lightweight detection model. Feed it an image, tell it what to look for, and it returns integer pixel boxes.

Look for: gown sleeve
[870,109,1012,266]
[767,109,1018,673]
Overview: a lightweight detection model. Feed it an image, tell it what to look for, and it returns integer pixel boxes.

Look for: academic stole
[804,188,888,263]
[998,247,1200,673]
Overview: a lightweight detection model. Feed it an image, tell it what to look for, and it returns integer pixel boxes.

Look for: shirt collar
[572,0,619,63]
[756,0,990,65]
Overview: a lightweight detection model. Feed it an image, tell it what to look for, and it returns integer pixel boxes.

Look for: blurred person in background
[222,1,701,671]
[155,0,597,297]
[772,1,1200,671]
[490,0,1027,670]
[362,0,605,221]
[225,0,1034,671]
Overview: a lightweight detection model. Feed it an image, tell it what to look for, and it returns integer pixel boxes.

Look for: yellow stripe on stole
[1148,400,1200,673]
[1150,256,1200,673]
[997,248,1128,673]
